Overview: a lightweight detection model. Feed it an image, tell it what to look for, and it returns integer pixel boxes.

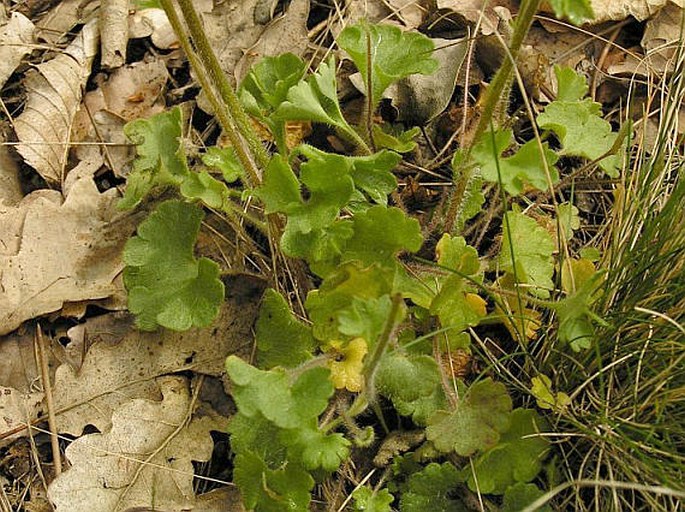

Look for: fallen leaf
[48,376,224,512]
[587,0,683,22]
[0,387,43,445]
[100,0,129,68]
[641,3,683,68]
[71,60,168,177]
[385,0,429,29]
[235,0,310,83]
[380,37,468,124]
[14,20,99,184]
[129,8,178,50]
[52,295,257,435]
[35,0,99,44]
[436,0,513,35]
[0,132,22,206]
[0,12,35,90]
[0,177,136,336]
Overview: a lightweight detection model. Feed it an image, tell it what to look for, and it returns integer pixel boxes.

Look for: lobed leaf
[123,200,224,331]
[352,487,394,512]
[426,378,512,456]
[400,462,464,512]
[473,128,559,195]
[118,106,190,209]
[466,409,550,494]
[337,23,438,110]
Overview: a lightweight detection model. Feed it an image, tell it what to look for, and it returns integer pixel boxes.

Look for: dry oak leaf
[48,376,224,512]
[52,297,258,436]
[0,177,134,336]
[14,19,99,184]
[0,387,43,446]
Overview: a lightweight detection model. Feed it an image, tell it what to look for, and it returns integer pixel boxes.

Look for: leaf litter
[0,0,682,510]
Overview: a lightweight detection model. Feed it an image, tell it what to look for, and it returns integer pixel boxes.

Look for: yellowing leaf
[465,293,487,317]
[561,258,597,294]
[329,338,368,392]
[531,374,571,411]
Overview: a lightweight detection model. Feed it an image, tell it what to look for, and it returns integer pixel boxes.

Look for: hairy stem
[443,0,542,234]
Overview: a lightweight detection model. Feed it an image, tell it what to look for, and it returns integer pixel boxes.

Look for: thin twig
[35,324,62,477]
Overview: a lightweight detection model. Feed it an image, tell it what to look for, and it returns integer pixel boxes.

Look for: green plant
[114,0,663,509]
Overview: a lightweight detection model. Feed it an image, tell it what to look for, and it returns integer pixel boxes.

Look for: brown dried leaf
[35,0,98,44]
[48,376,224,512]
[0,387,43,445]
[588,0,683,22]
[100,0,129,68]
[0,12,35,90]
[14,20,99,184]
[0,177,135,335]
[52,295,257,435]
[0,132,22,206]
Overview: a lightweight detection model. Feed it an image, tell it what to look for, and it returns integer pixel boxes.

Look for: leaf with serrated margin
[119,106,189,210]
[342,205,423,267]
[179,170,229,208]
[498,210,555,299]
[537,66,620,177]
[401,462,464,512]
[275,57,354,135]
[466,409,550,494]
[226,356,333,429]
[338,23,438,110]
[474,128,559,195]
[352,487,394,512]
[279,423,350,472]
[123,200,224,331]
[202,146,243,183]
[427,378,512,456]
[255,289,317,368]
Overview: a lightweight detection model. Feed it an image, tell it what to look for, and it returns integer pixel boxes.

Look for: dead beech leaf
[436,0,513,35]
[48,376,224,512]
[385,0,429,29]
[35,0,99,44]
[0,132,22,206]
[128,8,178,50]
[0,177,135,336]
[235,0,310,82]
[587,0,684,22]
[0,12,35,90]
[14,20,99,184]
[52,296,257,436]
[100,0,129,68]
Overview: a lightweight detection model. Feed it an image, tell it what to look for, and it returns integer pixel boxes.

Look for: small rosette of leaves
[123,200,224,331]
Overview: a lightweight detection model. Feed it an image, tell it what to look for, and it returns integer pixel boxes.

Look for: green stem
[174,0,271,174]
[363,293,404,403]
[159,0,262,189]
[443,0,542,234]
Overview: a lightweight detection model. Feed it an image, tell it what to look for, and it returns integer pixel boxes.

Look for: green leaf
[376,353,447,425]
[342,205,423,267]
[473,129,559,195]
[467,409,550,494]
[201,146,243,183]
[226,356,333,429]
[228,412,286,466]
[239,53,307,117]
[255,155,302,213]
[123,200,224,331]
[233,451,313,512]
[118,106,190,209]
[337,295,393,343]
[547,0,594,25]
[373,125,420,153]
[352,487,394,512]
[255,289,317,368]
[537,67,620,176]
[557,202,580,240]
[499,210,555,299]
[554,66,589,102]
[275,57,353,133]
[426,378,512,456]
[552,271,605,351]
[430,275,486,333]
[502,482,550,512]
[436,234,480,275]
[279,424,350,472]
[337,23,438,110]
[179,170,229,208]
[400,463,465,512]
[531,374,571,410]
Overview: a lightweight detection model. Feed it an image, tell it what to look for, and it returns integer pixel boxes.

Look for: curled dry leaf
[14,20,99,184]
[0,177,136,336]
[35,0,99,44]
[52,296,258,435]
[128,8,179,50]
[48,376,224,512]
[100,0,129,68]
[0,12,35,90]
